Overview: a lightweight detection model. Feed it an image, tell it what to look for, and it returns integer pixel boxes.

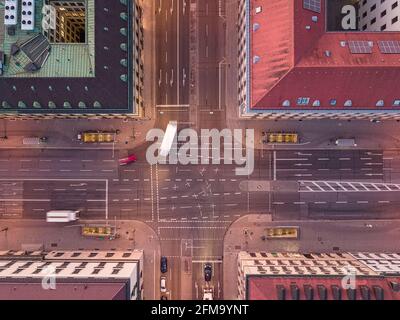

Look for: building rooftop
[248,0,400,111]
[0,250,143,300]
[0,0,135,114]
[247,276,400,300]
[239,251,400,300]
[0,282,128,300]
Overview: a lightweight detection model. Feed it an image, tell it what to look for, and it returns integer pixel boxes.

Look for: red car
[119,154,137,166]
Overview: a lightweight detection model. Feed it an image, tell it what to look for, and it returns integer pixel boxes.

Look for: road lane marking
[276,158,309,161]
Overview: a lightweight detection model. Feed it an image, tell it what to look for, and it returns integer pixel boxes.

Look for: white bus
[46,210,79,223]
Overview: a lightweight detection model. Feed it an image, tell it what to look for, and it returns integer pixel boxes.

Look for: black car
[160,256,168,273]
[204,263,212,282]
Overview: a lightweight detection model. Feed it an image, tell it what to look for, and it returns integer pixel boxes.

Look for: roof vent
[325,50,332,57]
[344,100,353,107]
[253,23,260,31]
[312,100,321,107]
[340,41,346,47]
[376,100,385,107]
[282,100,290,107]
[306,25,311,30]
[312,16,318,23]
[253,56,260,64]
[255,6,262,14]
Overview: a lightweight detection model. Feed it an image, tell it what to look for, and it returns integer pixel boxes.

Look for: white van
[335,138,357,147]
[23,137,48,145]
[46,210,79,223]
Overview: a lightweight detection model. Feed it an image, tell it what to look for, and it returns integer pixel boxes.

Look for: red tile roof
[249,0,400,110]
[247,276,400,300]
[0,282,128,300]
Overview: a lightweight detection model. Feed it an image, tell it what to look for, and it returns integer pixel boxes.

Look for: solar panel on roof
[348,41,373,54]
[303,0,321,13]
[378,41,400,54]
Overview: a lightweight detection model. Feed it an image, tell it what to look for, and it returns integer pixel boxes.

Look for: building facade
[238,0,400,120]
[237,251,400,300]
[0,249,144,300]
[359,0,400,31]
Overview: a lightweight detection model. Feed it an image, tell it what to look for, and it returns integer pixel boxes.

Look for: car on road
[23,137,48,145]
[334,138,357,147]
[204,263,212,282]
[160,277,167,293]
[119,154,137,166]
[203,288,213,300]
[160,256,168,273]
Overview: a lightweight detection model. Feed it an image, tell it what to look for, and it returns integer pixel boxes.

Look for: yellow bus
[265,133,299,144]
[77,131,115,143]
[266,226,300,239]
[82,225,117,239]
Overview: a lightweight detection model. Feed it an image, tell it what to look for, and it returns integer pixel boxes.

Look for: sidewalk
[0,219,161,300]
[0,118,155,151]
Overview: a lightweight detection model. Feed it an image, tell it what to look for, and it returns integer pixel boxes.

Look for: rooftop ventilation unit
[4,0,18,26]
[344,100,353,107]
[21,0,35,31]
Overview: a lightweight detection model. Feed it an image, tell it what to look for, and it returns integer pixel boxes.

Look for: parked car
[203,288,213,300]
[160,277,167,293]
[204,263,212,282]
[119,154,137,166]
[160,256,168,273]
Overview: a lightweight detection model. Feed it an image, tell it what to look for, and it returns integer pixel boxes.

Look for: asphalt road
[156,0,190,106]
[2,146,400,228]
[3,145,400,299]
